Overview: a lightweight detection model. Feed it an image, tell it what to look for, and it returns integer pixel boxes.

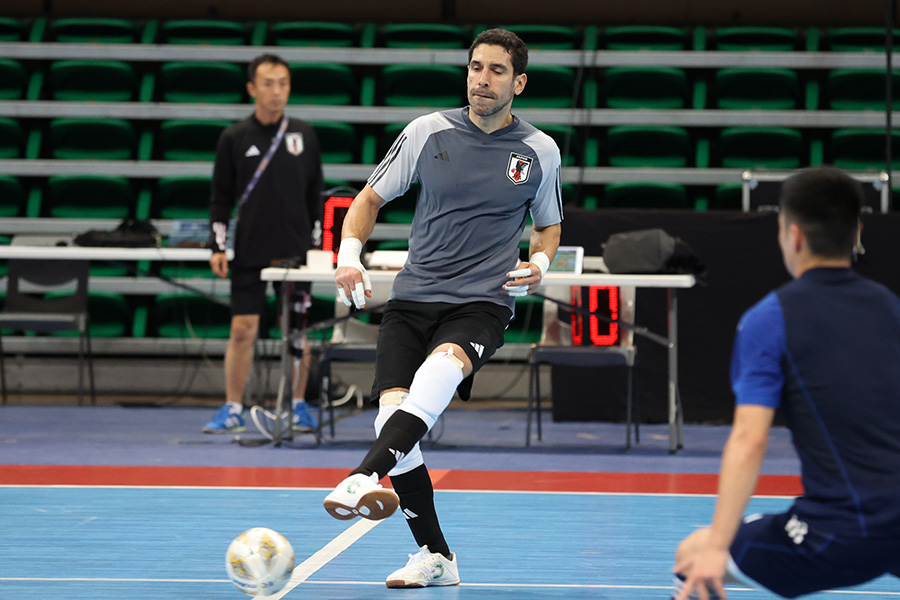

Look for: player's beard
[468,87,514,118]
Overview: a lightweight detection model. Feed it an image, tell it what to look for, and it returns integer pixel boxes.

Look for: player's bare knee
[230,315,259,345]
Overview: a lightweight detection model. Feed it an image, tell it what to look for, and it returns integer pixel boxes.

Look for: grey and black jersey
[368,107,563,311]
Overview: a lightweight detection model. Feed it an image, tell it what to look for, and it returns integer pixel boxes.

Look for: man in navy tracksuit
[673,166,900,599]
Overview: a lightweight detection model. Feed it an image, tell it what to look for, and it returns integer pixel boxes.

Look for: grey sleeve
[367,112,452,203]
[526,132,564,227]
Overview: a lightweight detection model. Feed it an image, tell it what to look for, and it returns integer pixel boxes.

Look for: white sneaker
[385,545,460,588]
[323,473,399,521]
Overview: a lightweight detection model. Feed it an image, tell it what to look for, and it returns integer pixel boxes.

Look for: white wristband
[336,237,371,309]
[529,252,551,278]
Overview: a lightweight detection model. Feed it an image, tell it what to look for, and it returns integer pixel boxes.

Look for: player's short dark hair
[779,166,863,258]
[468,28,528,76]
[247,53,289,83]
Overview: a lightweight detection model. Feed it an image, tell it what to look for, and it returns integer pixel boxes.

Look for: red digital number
[570,286,619,346]
[323,195,354,265]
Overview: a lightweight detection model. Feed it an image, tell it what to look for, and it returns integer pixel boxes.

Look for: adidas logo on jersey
[245,145,261,157]
[433,150,450,162]
[469,342,484,358]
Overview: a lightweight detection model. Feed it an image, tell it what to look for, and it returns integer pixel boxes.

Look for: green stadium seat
[0,18,28,41]
[48,292,131,338]
[48,118,140,160]
[560,183,590,207]
[288,63,356,105]
[500,25,581,50]
[46,175,134,219]
[710,26,800,51]
[49,18,139,43]
[311,122,358,164]
[535,125,580,167]
[159,119,229,162]
[604,182,689,209]
[823,27,900,52]
[269,21,371,47]
[158,263,217,280]
[710,28,806,111]
[381,65,465,107]
[156,176,211,219]
[831,128,900,171]
[604,66,689,109]
[48,60,138,102]
[719,127,803,169]
[604,25,689,50]
[712,184,743,210]
[0,59,27,100]
[607,126,691,168]
[380,23,469,48]
[827,69,900,110]
[0,117,24,159]
[714,67,801,110]
[512,66,577,109]
[153,293,232,338]
[159,62,245,103]
[160,20,257,45]
[0,176,25,217]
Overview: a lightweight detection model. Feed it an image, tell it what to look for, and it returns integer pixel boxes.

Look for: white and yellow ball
[226,527,295,597]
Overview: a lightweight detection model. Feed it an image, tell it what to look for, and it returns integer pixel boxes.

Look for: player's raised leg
[323,346,467,521]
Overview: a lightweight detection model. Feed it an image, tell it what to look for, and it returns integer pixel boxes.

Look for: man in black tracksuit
[202,53,323,434]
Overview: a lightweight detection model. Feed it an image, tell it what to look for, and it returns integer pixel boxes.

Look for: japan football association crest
[506,152,533,185]
[285,133,304,156]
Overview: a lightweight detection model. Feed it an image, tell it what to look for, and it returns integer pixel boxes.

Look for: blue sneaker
[292,401,317,432]
[202,404,245,434]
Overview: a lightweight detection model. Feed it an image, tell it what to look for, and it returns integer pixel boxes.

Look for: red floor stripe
[0,465,802,496]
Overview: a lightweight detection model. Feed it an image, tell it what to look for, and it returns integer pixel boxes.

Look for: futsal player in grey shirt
[323,28,564,588]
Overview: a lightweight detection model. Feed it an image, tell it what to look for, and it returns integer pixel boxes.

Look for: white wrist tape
[336,237,371,308]
[529,251,551,278]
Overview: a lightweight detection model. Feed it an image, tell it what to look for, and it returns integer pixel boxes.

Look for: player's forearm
[341,185,384,244]
[707,426,768,550]
[529,223,561,262]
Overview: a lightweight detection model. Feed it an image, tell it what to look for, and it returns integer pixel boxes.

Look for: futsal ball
[226,527,295,597]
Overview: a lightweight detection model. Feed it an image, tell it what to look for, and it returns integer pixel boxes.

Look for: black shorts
[372,300,513,402]
[230,266,310,318]
[730,512,900,598]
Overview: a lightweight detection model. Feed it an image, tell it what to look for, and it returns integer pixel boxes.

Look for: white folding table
[261,266,696,452]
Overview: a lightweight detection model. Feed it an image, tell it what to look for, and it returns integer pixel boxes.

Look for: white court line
[0,577,896,596]
[268,518,381,599]
[0,484,797,499]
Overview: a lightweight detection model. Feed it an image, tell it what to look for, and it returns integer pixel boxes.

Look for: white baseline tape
[269,518,381,599]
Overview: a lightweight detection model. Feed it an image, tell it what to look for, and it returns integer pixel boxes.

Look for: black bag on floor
[74,218,161,248]
[603,228,705,275]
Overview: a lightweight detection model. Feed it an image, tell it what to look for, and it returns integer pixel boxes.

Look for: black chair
[527,285,638,448]
[0,259,95,405]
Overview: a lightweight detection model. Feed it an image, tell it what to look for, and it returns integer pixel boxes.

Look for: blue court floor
[2,488,898,599]
[1,403,898,599]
